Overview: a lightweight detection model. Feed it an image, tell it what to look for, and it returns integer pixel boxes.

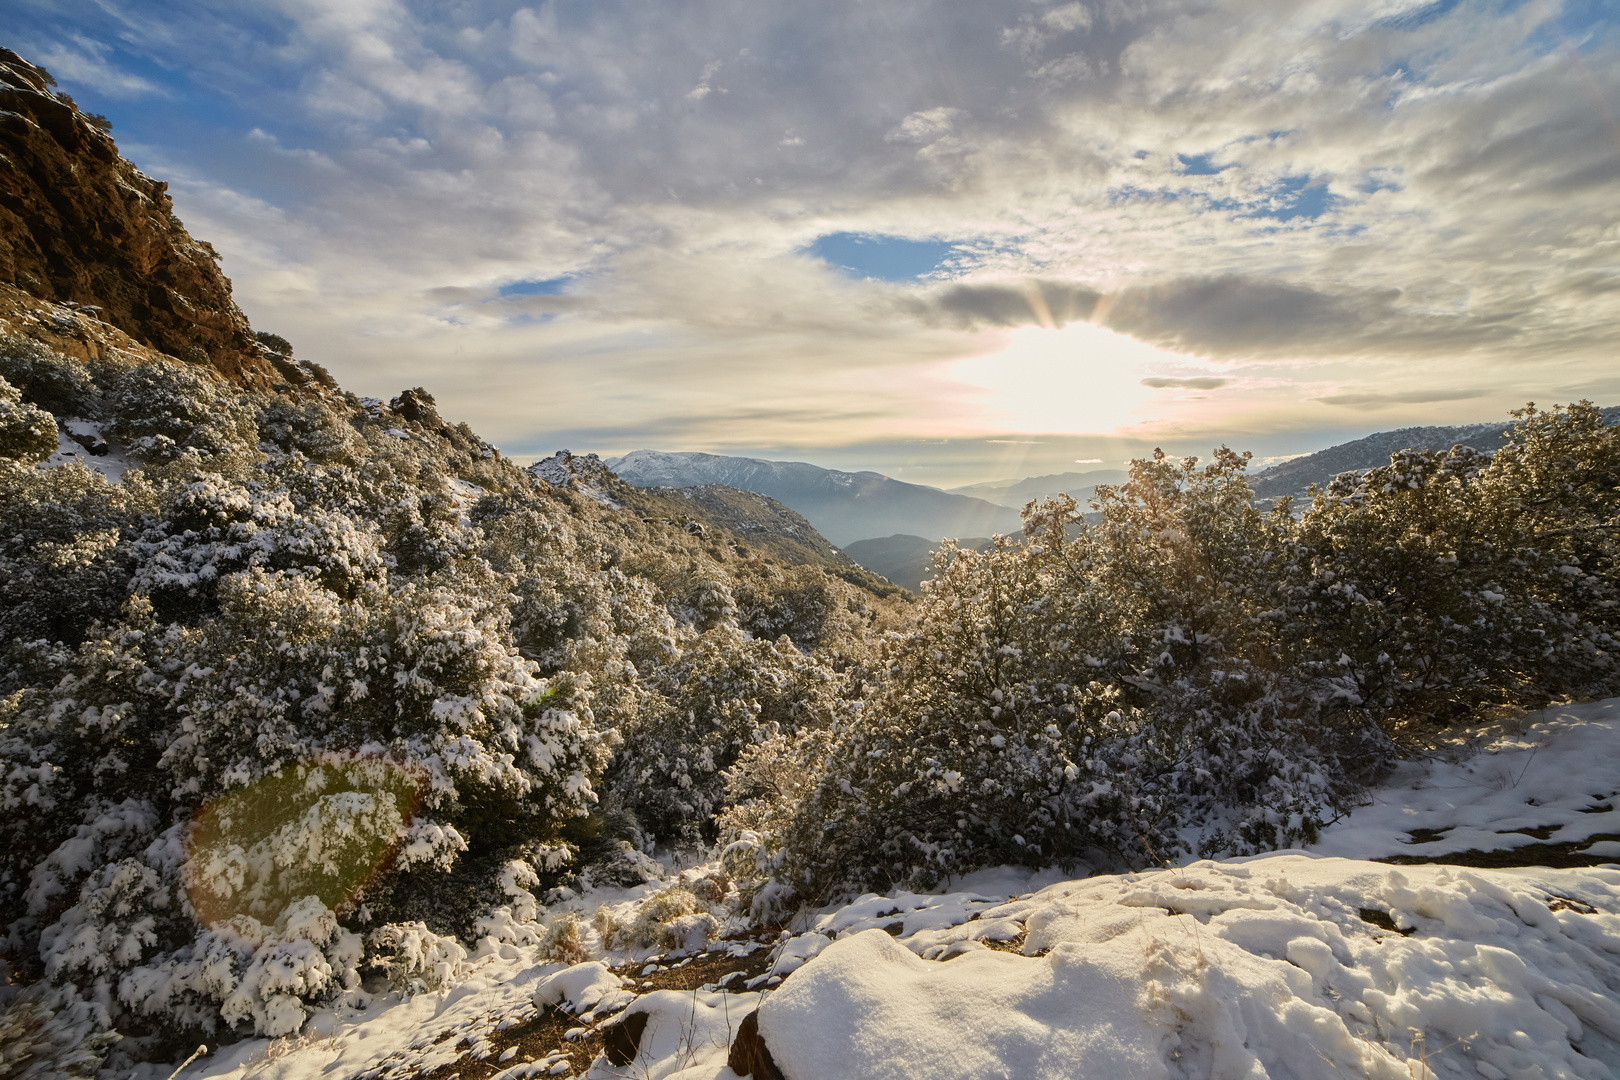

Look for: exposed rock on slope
[0,48,280,389]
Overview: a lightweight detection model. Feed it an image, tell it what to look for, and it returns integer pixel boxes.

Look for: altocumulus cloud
[1142,377,1232,390]
[12,0,1620,465]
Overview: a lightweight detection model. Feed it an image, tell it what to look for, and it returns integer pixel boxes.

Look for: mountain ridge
[948,467,1129,509]
[1247,406,1620,499]
[606,448,1022,547]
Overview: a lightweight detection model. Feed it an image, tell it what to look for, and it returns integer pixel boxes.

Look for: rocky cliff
[0,47,282,389]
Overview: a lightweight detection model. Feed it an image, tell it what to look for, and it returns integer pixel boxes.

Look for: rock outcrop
[0,47,280,389]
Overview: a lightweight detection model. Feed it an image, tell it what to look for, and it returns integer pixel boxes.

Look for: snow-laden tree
[0,375,56,463]
[0,334,890,1060]
[772,449,1438,895]
[1279,403,1618,730]
[610,627,840,844]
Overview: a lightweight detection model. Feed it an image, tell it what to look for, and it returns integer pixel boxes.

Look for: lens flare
[183,754,428,928]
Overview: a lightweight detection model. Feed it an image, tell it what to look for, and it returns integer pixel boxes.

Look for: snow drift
[758,854,1620,1080]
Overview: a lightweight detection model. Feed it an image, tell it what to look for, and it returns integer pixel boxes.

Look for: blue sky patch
[1178,153,1230,176]
[498,277,572,297]
[1375,0,1466,32]
[808,233,962,282]
[1244,176,1338,221]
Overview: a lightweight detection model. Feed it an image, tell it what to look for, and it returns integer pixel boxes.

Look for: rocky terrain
[0,47,282,390]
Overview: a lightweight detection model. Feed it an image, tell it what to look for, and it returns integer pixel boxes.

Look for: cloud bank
[11,0,1619,482]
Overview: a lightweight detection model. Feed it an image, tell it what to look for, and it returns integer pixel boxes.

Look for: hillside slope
[842,533,993,591]
[0,54,910,1069]
[1250,406,1620,499]
[529,450,906,596]
[606,449,1022,547]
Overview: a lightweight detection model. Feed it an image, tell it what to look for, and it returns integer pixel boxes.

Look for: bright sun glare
[950,320,1208,434]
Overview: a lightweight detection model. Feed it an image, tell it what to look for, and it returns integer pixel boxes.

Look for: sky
[11,0,1620,487]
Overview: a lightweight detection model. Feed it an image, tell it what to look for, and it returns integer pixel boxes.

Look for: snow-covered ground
[171,701,1620,1080]
[44,418,130,482]
[1314,698,1620,863]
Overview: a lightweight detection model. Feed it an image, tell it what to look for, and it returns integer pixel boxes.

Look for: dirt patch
[980,930,1031,955]
[415,934,780,1079]
[1377,834,1620,870]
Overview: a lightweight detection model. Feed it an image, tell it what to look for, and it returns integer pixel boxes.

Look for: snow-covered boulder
[533,962,634,1021]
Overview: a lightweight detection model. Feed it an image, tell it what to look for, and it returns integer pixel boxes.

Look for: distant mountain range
[606,450,1022,547]
[949,468,1129,509]
[607,407,1619,592]
[1247,406,1620,499]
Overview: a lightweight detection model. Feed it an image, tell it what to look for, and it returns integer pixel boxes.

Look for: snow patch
[759,855,1620,1080]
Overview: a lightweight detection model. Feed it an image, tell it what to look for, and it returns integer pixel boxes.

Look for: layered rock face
[0,47,280,388]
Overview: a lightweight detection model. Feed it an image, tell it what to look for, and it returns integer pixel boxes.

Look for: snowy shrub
[365,921,468,994]
[774,450,1389,894]
[0,335,899,1055]
[0,376,57,464]
[1279,403,1619,728]
[101,360,258,468]
[596,888,708,951]
[661,912,719,951]
[255,399,363,465]
[535,913,590,965]
[735,566,866,650]
[0,338,98,417]
[0,458,147,651]
[608,628,838,844]
[0,982,115,1079]
[195,898,362,1036]
[182,757,429,927]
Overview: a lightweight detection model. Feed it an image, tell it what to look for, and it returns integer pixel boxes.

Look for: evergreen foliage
[759,419,1618,898]
[0,325,1614,1062]
[0,335,892,1058]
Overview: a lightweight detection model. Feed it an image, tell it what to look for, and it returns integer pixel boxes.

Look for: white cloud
[38,0,1618,481]
[29,36,168,98]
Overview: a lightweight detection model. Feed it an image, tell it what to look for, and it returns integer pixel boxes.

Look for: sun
[948,320,1207,434]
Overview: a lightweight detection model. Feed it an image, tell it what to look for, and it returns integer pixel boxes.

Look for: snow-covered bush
[0,982,116,1079]
[365,921,468,994]
[773,450,1386,894]
[770,413,1617,896]
[0,333,894,1058]
[534,913,590,965]
[0,456,147,650]
[0,376,56,464]
[0,338,97,416]
[101,360,259,469]
[608,628,839,844]
[1279,403,1619,729]
[595,887,712,951]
